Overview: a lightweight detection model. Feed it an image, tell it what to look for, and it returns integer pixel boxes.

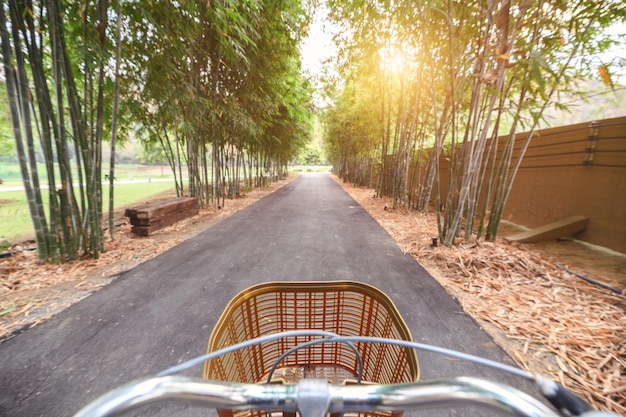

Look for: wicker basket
[203,281,420,417]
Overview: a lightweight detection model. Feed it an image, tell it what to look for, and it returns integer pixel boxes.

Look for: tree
[1,0,117,260]
[120,0,312,207]
[0,82,15,159]
[108,0,124,239]
[139,138,170,166]
[324,0,626,244]
[298,143,325,165]
[1,0,315,261]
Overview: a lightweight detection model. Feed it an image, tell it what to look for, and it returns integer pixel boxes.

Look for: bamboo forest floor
[334,176,625,414]
[1,172,624,413]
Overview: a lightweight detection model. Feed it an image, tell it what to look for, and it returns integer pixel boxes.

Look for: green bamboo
[2,1,53,260]
[107,0,123,239]
[18,6,65,260]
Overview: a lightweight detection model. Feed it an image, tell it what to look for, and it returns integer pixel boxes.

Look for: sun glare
[378,45,407,74]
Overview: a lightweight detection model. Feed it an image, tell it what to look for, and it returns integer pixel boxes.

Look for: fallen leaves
[0,225,177,340]
[335,176,625,414]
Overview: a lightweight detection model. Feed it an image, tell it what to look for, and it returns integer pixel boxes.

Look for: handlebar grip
[536,376,591,416]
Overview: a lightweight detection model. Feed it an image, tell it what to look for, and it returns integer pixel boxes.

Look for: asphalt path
[0,173,538,417]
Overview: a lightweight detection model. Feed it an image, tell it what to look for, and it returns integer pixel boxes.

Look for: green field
[0,181,177,243]
[0,163,321,243]
[0,162,176,185]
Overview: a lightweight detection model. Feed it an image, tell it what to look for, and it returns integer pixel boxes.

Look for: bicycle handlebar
[73,376,563,417]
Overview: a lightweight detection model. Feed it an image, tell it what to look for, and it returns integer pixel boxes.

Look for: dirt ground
[1,173,624,412]
[497,223,626,286]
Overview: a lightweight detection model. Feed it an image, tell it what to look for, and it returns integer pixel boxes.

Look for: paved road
[0,173,534,417]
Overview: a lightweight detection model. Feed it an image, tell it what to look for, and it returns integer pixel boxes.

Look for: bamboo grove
[1,0,313,261]
[323,0,625,245]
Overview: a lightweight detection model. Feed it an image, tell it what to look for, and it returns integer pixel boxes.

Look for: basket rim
[203,280,420,382]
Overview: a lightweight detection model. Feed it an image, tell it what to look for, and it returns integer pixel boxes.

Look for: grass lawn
[0,162,177,183]
[0,181,177,243]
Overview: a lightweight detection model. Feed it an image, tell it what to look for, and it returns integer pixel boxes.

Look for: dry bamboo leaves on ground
[335,176,625,414]
[0,225,182,341]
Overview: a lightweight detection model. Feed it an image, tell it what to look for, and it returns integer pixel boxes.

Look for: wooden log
[129,206,199,226]
[131,211,196,235]
[126,198,195,217]
[125,197,199,236]
[134,197,198,220]
[505,216,589,243]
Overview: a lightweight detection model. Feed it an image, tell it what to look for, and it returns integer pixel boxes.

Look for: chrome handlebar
[73,376,562,417]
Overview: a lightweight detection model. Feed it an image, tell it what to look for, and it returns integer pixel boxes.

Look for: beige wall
[366,117,626,252]
[499,117,626,253]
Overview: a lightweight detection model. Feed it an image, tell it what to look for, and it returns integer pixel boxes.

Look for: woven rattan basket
[203,281,420,417]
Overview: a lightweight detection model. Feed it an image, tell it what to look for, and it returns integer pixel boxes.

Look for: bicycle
[72,281,621,417]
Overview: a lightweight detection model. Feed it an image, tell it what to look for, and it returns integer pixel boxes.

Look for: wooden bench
[125,197,199,236]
